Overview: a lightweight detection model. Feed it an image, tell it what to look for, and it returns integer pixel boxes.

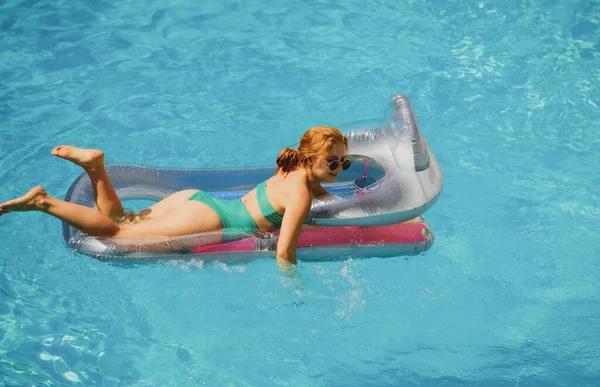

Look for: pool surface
[1,0,599,385]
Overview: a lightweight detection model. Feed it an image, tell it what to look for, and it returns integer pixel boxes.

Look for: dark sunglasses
[326,158,351,171]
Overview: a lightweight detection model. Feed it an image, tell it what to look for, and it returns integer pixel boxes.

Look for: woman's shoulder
[270,171,311,198]
[271,169,308,185]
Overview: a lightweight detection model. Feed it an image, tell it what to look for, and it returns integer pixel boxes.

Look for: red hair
[276,126,348,174]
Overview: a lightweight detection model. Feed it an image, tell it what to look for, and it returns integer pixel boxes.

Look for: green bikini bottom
[188,191,260,237]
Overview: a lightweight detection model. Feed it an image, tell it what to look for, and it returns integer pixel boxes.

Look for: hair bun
[276,147,300,173]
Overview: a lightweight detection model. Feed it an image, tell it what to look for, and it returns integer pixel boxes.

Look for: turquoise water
[1,0,599,385]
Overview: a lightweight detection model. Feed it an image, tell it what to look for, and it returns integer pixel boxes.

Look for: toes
[51,146,64,155]
[52,146,74,159]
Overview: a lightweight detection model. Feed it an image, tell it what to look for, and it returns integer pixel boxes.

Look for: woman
[0,126,351,270]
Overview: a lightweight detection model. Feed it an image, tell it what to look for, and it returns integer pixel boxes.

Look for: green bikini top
[256,181,284,229]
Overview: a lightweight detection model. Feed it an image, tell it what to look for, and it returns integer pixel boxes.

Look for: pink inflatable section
[191,217,432,255]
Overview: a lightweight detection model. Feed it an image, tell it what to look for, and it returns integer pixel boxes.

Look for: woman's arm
[276,186,311,272]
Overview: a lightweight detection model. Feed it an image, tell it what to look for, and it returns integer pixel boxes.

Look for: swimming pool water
[1,0,599,385]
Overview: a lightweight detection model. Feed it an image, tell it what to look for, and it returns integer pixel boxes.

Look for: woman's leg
[51,146,124,218]
[52,146,200,221]
[0,186,120,237]
[1,188,224,243]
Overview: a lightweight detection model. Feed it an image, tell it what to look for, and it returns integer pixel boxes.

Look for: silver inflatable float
[62,94,443,262]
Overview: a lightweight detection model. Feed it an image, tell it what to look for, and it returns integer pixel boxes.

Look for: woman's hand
[276,255,298,276]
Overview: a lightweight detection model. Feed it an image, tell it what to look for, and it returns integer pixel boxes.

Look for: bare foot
[51,145,104,170]
[0,186,48,216]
